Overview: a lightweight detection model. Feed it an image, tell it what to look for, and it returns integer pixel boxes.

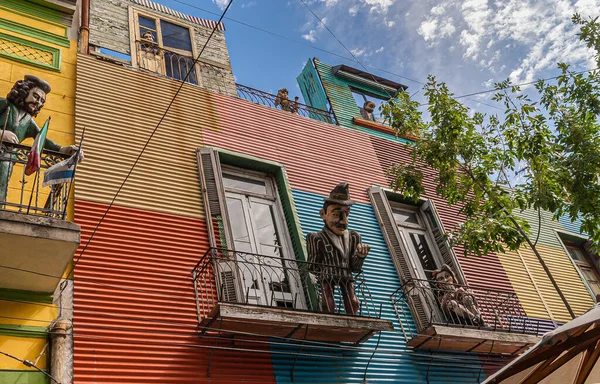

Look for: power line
[0,350,60,384]
[60,0,235,286]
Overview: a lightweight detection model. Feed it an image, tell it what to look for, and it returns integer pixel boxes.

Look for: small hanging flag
[42,150,80,188]
[25,117,50,176]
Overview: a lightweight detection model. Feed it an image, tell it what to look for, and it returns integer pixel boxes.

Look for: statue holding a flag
[0,76,81,203]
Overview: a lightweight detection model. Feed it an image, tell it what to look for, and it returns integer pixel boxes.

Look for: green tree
[380,15,600,318]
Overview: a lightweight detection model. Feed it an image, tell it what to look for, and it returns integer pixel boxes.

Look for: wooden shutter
[420,199,466,285]
[196,148,233,249]
[368,186,429,330]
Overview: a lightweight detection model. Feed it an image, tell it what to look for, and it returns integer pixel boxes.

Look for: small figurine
[359,100,376,121]
[0,76,81,202]
[432,265,485,326]
[274,88,299,114]
[306,183,371,315]
[139,31,162,73]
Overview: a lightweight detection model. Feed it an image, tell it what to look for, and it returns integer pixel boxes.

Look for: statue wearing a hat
[306,183,371,315]
[0,76,81,202]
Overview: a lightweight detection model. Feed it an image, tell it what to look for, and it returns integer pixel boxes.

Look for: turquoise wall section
[269,190,485,383]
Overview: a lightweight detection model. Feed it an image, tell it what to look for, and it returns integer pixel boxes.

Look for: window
[351,88,386,124]
[564,242,600,298]
[196,149,305,310]
[132,11,198,84]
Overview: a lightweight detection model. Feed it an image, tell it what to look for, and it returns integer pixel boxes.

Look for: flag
[42,151,79,188]
[25,118,50,176]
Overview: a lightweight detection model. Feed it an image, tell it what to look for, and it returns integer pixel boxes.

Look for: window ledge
[408,324,540,355]
[353,117,419,141]
[198,302,394,344]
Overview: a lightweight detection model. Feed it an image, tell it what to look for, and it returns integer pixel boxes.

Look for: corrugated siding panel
[312,60,411,144]
[75,54,220,218]
[73,200,276,383]
[267,190,485,384]
[559,214,585,235]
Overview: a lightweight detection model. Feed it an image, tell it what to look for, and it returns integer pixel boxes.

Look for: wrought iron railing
[135,41,232,94]
[192,248,380,322]
[235,84,336,124]
[0,143,71,218]
[391,279,541,336]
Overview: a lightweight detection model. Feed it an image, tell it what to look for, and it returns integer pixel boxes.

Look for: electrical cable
[59,0,235,291]
[0,350,61,384]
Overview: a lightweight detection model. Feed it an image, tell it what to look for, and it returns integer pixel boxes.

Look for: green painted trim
[0,324,49,338]
[0,370,50,384]
[213,147,319,310]
[0,31,62,72]
[0,0,63,24]
[0,18,70,47]
[0,288,53,304]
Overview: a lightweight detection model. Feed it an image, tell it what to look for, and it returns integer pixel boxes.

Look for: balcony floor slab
[198,302,394,344]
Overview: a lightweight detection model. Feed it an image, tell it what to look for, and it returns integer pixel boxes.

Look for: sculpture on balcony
[359,100,376,121]
[432,265,486,326]
[0,76,80,202]
[139,31,162,73]
[274,88,299,114]
[306,183,371,315]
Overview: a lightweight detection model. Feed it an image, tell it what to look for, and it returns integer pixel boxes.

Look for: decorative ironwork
[0,37,53,65]
[0,143,71,218]
[192,247,380,320]
[0,32,61,71]
[391,278,541,335]
[235,84,336,124]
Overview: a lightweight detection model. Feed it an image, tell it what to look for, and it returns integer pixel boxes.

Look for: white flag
[42,152,79,187]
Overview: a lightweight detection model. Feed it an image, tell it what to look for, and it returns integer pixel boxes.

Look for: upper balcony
[392,279,541,355]
[192,248,394,344]
[0,144,80,293]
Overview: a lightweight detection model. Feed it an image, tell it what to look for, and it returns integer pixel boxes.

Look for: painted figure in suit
[0,76,80,202]
[306,183,371,315]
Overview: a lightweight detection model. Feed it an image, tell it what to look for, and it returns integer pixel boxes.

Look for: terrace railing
[391,278,541,336]
[235,84,337,124]
[192,247,381,321]
[0,143,72,219]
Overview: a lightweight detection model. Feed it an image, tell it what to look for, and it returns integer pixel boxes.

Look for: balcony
[192,248,394,344]
[135,40,234,95]
[0,144,80,293]
[236,84,336,124]
[391,279,541,355]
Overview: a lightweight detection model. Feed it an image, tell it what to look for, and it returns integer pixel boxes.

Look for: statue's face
[279,89,288,100]
[364,102,376,113]
[435,270,454,288]
[24,87,46,115]
[320,204,350,236]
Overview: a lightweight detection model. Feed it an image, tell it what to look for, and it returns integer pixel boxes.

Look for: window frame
[129,7,200,83]
[559,235,600,300]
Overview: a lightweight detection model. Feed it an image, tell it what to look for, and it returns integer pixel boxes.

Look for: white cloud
[362,0,395,14]
[302,30,317,42]
[212,0,229,10]
[321,0,339,6]
[418,19,438,41]
[349,5,359,16]
[241,1,256,8]
[431,4,445,15]
[350,48,366,56]
[375,46,385,53]
[418,17,455,42]
[385,19,395,28]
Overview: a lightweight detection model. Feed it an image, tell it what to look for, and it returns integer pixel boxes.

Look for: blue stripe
[45,169,74,181]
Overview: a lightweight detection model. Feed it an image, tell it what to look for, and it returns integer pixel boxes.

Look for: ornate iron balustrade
[135,41,231,93]
[0,143,71,218]
[235,84,336,124]
[192,247,380,320]
[391,278,541,336]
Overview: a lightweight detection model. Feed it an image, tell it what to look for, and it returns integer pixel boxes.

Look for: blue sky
[160,0,599,114]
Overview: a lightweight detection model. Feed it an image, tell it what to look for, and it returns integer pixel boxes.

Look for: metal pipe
[79,0,90,54]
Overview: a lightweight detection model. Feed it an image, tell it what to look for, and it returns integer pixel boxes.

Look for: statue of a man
[0,75,80,202]
[432,265,485,326]
[306,183,371,315]
[359,100,376,121]
[274,88,299,114]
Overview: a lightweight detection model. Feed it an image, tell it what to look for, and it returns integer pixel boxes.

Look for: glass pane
[588,282,600,297]
[223,174,268,195]
[393,209,419,225]
[409,232,437,275]
[160,20,193,51]
[251,202,280,248]
[139,16,156,30]
[225,197,251,252]
[567,247,587,262]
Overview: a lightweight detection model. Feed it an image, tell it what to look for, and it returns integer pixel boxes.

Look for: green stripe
[0,288,53,304]
[0,0,64,24]
[0,370,50,384]
[0,324,48,338]
[0,18,70,47]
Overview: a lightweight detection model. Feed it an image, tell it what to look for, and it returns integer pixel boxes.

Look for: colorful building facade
[0,1,80,383]
[22,0,595,383]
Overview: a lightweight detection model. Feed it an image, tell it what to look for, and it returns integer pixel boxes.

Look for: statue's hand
[1,130,19,144]
[59,145,85,162]
[356,243,370,258]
